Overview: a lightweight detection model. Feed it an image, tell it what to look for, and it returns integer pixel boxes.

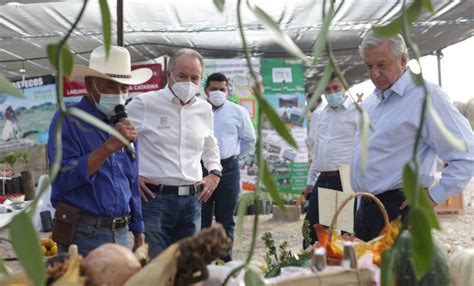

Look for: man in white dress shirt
[127,48,223,258]
[303,72,358,246]
[351,31,474,241]
[202,72,256,261]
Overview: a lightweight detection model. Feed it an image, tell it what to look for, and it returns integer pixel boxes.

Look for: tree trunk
[21,170,35,200]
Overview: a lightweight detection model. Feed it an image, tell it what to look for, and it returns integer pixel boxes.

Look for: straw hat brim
[71,65,153,85]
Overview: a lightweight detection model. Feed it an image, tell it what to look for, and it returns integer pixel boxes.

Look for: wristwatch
[209,169,222,178]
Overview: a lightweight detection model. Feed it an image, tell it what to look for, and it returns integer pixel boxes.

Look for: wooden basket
[328,192,389,244]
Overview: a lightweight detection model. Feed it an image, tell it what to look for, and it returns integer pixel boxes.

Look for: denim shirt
[48,97,144,233]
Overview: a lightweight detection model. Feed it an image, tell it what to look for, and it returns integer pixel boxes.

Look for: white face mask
[169,74,200,104]
[92,81,128,116]
[207,90,227,108]
[325,91,345,108]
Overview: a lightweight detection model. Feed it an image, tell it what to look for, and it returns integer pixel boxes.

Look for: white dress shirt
[127,85,222,186]
[213,100,256,159]
[350,71,474,204]
[306,97,358,185]
[305,103,326,160]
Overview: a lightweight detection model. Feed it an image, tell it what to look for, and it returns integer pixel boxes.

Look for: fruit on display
[394,230,450,286]
[81,243,141,286]
[40,237,58,257]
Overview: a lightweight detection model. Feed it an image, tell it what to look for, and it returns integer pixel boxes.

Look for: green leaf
[373,0,422,37]
[416,186,441,230]
[381,247,396,286]
[248,3,309,65]
[99,0,111,54]
[67,107,129,146]
[244,267,265,286]
[262,162,286,212]
[10,212,45,286]
[359,108,370,173]
[402,163,416,203]
[409,208,434,280]
[235,194,254,241]
[47,43,74,78]
[421,0,435,14]
[427,101,467,152]
[258,96,297,148]
[0,256,9,275]
[0,75,23,97]
[213,0,225,12]
[312,4,334,65]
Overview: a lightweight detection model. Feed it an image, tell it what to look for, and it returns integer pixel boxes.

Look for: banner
[63,63,164,103]
[0,75,56,152]
[260,59,308,194]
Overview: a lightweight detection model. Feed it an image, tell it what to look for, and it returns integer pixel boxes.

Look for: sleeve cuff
[206,162,222,172]
[129,220,145,233]
[429,185,448,205]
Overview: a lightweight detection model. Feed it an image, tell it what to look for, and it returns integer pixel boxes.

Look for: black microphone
[113,104,136,162]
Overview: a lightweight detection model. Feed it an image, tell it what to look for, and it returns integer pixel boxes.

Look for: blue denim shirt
[48,97,144,233]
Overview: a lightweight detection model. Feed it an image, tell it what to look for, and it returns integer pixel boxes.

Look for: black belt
[221,155,238,165]
[146,183,202,196]
[80,213,131,230]
[319,171,339,178]
[362,189,404,204]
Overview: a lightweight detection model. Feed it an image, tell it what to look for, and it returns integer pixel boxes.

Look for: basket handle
[328,192,389,243]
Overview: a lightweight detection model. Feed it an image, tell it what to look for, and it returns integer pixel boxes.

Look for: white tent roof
[1,0,473,85]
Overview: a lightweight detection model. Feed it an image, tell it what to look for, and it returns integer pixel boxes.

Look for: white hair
[168,48,204,72]
[359,30,408,60]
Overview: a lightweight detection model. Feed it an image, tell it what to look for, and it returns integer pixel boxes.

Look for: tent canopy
[1,0,473,85]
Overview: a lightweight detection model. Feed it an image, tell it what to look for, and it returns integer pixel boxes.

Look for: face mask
[170,74,199,104]
[92,81,128,116]
[325,91,345,108]
[207,90,227,107]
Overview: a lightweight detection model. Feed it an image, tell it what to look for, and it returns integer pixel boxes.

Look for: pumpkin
[394,230,450,286]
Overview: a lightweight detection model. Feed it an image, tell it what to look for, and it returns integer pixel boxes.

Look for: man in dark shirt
[48,45,152,256]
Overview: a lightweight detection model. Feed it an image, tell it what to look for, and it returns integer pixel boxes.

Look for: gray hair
[359,31,408,60]
[168,48,204,72]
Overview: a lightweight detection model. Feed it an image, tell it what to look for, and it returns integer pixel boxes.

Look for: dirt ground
[1,180,473,271]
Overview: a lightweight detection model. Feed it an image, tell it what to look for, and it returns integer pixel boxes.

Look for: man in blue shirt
[48,45,152,256]
[202,72,256,261]
[351,31,474,241]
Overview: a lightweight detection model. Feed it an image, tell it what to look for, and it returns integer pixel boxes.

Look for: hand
[138,176,159,202]
[303,185,313,199]
[106,121,137,152]
[132,232,145,252]
[198,174,220,203]
[400,189,437,210]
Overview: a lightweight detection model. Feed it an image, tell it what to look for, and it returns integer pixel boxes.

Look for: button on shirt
[214,100,256,159]
[127,85,222,186]
[350,71,474,204]
[48,97,144,233]
[307,97,358,185]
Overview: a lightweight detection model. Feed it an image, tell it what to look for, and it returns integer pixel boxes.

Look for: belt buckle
[111,217,125,231]
[178,186,190,196]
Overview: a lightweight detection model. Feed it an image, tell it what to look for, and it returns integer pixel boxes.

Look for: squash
[394,230,450,286]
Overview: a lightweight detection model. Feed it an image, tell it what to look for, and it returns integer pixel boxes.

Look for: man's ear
[400,54,408,69]
[204,87,209,96]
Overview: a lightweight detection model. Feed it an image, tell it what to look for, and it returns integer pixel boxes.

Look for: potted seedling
[0,151,32,201]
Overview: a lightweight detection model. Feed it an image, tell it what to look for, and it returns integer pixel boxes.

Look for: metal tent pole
[436,49,443,87]
[117,0,124,47]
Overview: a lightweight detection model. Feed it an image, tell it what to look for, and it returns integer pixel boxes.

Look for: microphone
[113,104,136,162]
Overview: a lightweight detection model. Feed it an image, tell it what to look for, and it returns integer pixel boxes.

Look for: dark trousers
[303,173,343,247]
[201,157,240,262]
[355,190,408,242]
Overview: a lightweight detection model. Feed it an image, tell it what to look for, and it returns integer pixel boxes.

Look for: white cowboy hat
[71,46,152,85]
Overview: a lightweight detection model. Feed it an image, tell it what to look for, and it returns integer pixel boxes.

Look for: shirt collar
[374,69,410,101]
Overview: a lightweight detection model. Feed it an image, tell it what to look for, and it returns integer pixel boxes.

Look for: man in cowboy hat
[47,45,152,256]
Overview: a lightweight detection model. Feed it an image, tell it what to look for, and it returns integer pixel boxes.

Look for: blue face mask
[325,91,345,108]
[92,81,128,116]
